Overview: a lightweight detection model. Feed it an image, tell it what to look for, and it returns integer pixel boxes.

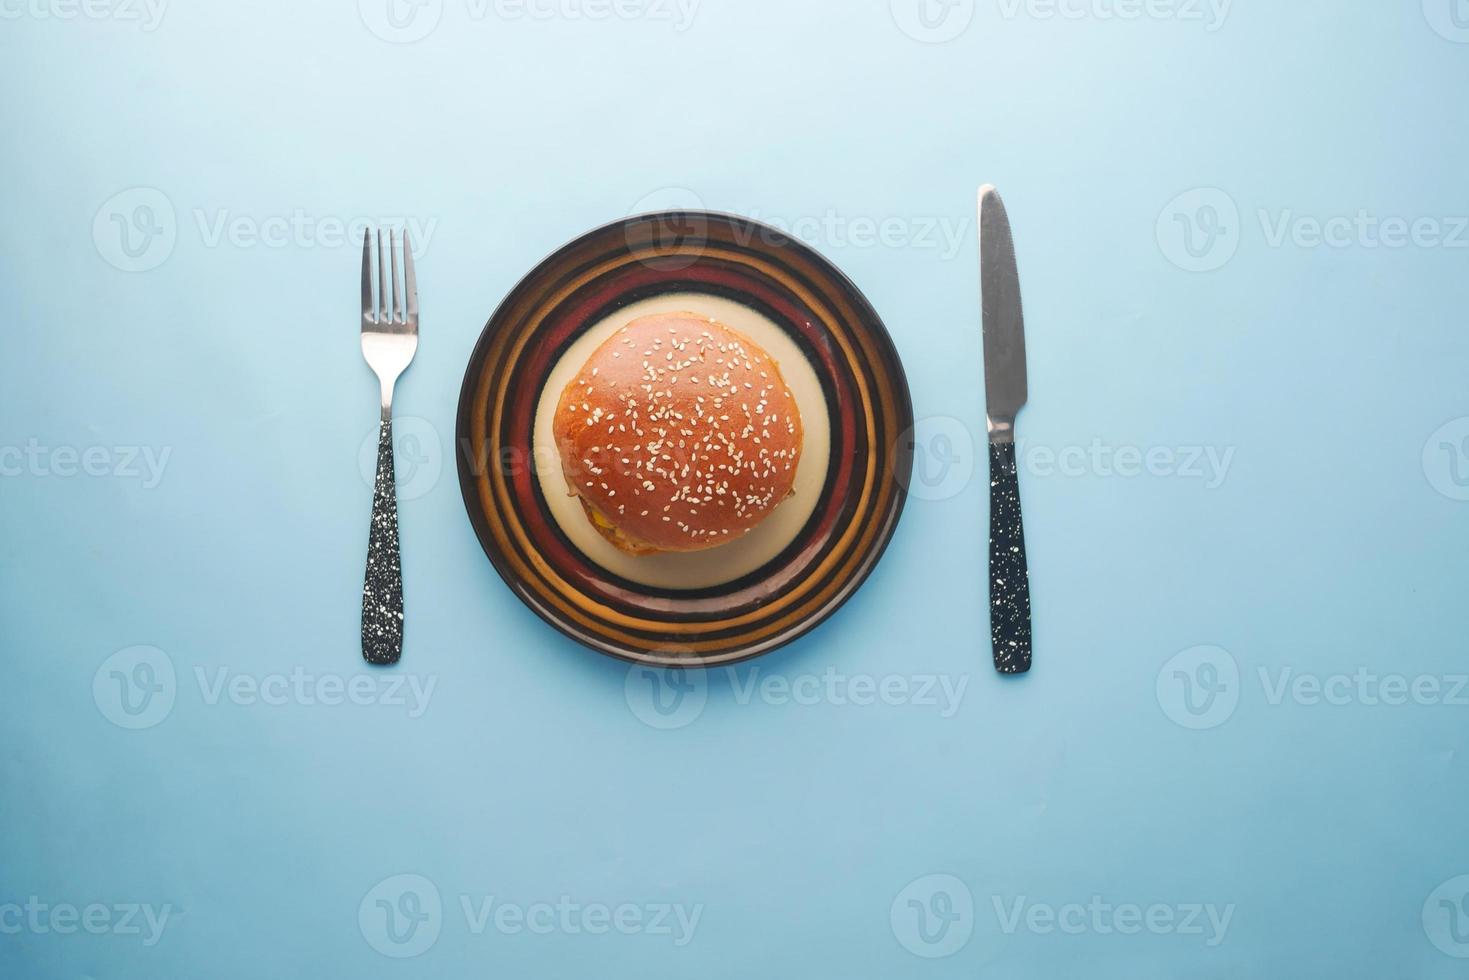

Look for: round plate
[456,211,914,667]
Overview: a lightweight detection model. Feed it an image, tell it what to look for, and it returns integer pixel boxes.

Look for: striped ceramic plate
[456,211,913,667]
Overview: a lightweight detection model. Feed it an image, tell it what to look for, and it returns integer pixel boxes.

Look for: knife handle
[988,440,1032,673]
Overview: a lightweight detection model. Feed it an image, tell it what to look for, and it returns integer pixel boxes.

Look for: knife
[978,185,1033,674]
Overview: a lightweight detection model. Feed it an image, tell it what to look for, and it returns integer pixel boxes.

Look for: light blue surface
[3,2,1468,976]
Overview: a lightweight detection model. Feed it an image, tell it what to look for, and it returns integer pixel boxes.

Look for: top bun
[552,311,804,554]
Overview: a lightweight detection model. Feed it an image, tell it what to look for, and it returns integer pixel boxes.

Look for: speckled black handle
[361,417,403,665]
[989,440,1032,674]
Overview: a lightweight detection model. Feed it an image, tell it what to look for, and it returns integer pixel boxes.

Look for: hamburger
[552,311,804,554]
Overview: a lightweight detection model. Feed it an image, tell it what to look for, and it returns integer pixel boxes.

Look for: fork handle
[362,415,404,665]
[988,440,1032,674]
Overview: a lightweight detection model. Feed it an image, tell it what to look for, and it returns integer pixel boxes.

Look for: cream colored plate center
[533,292,831,591]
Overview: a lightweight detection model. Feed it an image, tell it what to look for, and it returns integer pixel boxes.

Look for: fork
[360,228,418,665]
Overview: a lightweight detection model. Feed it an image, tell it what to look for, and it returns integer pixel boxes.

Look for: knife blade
[979,184,1033,674]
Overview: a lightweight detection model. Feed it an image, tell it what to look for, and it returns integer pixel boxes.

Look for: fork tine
[403,228,418,321]
[360,228,373,322]
[376,230,389,323]
[389,230,402,324]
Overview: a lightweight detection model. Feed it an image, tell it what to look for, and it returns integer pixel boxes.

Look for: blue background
[3,0,1468,976]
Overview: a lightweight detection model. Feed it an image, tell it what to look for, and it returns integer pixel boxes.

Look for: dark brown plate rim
[455,210,914,667]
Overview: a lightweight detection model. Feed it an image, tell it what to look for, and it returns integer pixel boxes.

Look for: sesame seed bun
[552,311,804,554]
